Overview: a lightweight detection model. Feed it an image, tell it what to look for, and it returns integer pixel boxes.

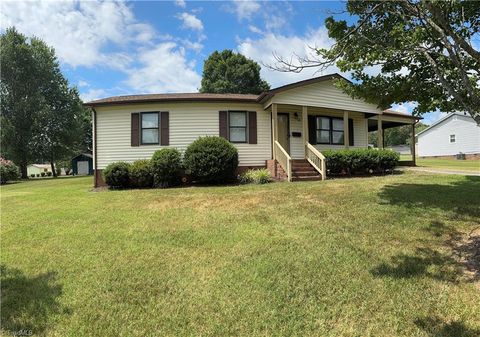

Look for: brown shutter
[131,113,139,147]
[219,111,228,139]
[348,118,354,146]
[248,111,257,144]
[308,115,317,144]
[160,111,169,145]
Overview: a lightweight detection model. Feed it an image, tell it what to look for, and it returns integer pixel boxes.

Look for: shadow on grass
[0,265,68,335]
[415,316,480,337]
[371,220,480,283]
[378,176,480,219]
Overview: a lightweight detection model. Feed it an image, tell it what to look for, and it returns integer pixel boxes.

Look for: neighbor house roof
[28,164,51,169]
[416,112,470,136]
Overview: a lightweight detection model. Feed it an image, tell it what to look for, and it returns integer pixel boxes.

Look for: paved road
[403,167,480,176]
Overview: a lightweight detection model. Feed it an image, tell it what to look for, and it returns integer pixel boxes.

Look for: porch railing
[305,142,326,180]
[274,140,292,182]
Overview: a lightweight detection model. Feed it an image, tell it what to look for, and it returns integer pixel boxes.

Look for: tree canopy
[200,50,270,94]
[1,27,91,177]
[369,122,428,147]
[272,1,480,124]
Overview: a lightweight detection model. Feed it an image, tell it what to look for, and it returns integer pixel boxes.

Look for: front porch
[267,103,419,181]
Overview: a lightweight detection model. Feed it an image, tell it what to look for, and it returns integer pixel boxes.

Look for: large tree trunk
[50,157,57,178]
[20,162,28,179]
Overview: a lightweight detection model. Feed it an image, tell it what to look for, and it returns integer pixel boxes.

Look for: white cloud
[80,88,108,102]
[237,27,339,88]
[232,0,260,21]
[78,80,89,88]
[176,12,203,31]
[391,102,417,114]
[0,0,156,68]
[125,42,201,93]
[174,0,186,8]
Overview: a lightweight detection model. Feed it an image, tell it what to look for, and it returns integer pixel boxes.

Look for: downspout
[92,107,98,187]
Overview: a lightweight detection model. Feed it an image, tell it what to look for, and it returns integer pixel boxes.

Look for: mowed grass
[400,155,480,172]
[1,174,479,337]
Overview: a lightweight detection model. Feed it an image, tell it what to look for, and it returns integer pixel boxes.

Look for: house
[27,164,51,176]
[85,74,420,187]
[417,112,480,159]
[71,153,94,175]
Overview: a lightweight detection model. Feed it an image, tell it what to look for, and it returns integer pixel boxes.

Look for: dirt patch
[452,227,480,287]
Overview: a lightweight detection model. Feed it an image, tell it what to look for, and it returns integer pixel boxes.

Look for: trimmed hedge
[130,159,153,188]
[151,148,182,188]
[103,161,131,188]
[323,149,400,175]
[183,136,238,183]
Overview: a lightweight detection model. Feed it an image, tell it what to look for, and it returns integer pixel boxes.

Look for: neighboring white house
[27,164,52,176]
[417,112,480,158]
[85,74,419,186]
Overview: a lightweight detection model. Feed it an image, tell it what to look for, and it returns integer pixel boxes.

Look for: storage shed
[71,153,94,175]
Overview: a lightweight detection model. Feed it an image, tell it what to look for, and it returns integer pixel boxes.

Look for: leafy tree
[272,1,480,124]
[0,27,45,177]
[369,122,428,147]
[1,27,89,178]
[200,50,270,94]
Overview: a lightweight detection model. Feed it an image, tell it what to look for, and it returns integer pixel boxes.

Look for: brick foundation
[266,159,287,180]
[419,153,480,160]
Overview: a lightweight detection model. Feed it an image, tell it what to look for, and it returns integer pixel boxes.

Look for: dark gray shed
[71,153,93,175]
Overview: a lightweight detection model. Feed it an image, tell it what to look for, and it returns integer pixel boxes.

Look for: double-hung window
[450,134,456,143]
[229,111,247,143]
[141,112,159,144]
[316,116,344,145]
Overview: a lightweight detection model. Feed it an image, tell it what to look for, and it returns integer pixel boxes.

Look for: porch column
[343,111,349,149]
[302,106,308,146]
[377,115,383,149]
[272,103,278,159]
[411,122,416,166]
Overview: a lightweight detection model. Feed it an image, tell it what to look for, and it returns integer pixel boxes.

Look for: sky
[1,0,454,125]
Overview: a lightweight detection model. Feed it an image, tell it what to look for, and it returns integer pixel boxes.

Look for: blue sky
[1,0,451,124]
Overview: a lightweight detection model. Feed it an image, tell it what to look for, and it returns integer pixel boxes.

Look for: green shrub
[151,149,182,188]
[323,149,399,175]
[36,173,40,178]
[130,159,153,188]
[103,162,131,188]
[183,136,239,183]
[46,171,52,177]
[240,169,272,184]
[40,172,46,177]
[0,158,20,184]
[30,174,35,178]
[56,167,62,176]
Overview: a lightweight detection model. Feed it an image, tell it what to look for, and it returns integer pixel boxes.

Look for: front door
[277,113,290,153]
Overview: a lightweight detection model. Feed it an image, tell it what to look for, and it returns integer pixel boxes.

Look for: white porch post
[377,115,383,149]
[411,122,416,166]
[302,106,308,148]
[343,111,349,149]
[272,103,278,159]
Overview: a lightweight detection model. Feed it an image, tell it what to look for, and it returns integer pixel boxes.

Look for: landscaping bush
[36,174,40,178]
[103,162,131,188]
[130,159,153,188]
[30,174,35,178]
[56,167,62,176]
[183,136,239,183]
[0,158,20,184]
[323,149,400,175]
[240,169,272,184]
[40,172,46,177]
[46,171,52,177]
[151,149,182,188]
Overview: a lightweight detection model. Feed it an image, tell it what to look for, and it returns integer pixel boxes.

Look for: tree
[369,122,428,147]
[200,50,270,94]
[1,27,90,178]
[0,28,45,177]
[271,1,480,124]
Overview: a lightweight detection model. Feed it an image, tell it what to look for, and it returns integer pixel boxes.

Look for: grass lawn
[400,155,480,172]
[1,173,479,336]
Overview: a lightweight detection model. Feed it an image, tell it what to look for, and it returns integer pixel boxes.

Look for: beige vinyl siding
[269,80,383,114]
[95,102,271,169]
